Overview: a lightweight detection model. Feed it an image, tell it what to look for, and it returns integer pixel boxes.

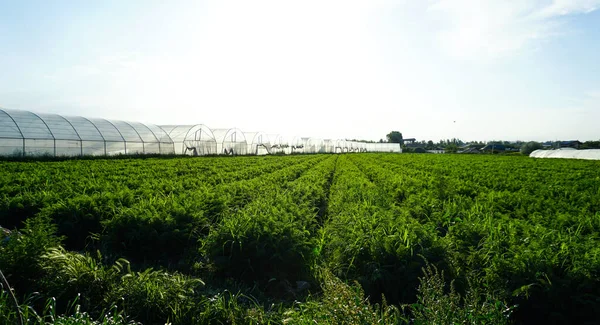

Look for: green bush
[283,269,402,324]
[520,141,543,155]
[411,263,513,325]
[0,215,62,295]
[40,247,128,314]
[109,268,203,324]
[201,206,314,292]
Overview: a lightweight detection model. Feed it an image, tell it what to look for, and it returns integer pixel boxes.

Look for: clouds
[427,0,600,60]
[535,0,600,18]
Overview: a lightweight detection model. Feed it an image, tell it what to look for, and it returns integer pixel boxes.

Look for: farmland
[1,153,600,324]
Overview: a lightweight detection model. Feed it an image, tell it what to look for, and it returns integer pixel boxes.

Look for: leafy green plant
[411,263,513,325]
[282,269,402,324]
[0,215,62,295]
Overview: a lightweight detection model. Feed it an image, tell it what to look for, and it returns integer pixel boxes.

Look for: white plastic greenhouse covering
[244,132,271,155]
[212,128,247,155]
[0,108,174,156]
[160,125,217,155]
[290,137,306,154]
[0,108,403,157]
[267,134,286,154]
[335,139,348,153]
[305,138,324,154]
[321,139,333,153]
[530,149,600,160]
[365,143,402,153]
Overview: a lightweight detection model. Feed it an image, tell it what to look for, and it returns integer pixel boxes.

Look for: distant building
[542,141,554,148]
[402,138,416,146]
[481,144,505,153]
[458,147,481,154]
[559,140,581,149]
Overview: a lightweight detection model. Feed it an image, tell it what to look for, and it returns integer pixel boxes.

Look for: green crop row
[348,154,600,324]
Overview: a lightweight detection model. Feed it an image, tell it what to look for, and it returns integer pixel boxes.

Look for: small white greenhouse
[160,125,217,155]
[290,137,306,154]
[335,139,348,153]
[322,139,335,153]
[267,134,286,154]
[530,149,600,160]
[212,128,247,155]
[305,138,324,154]
[244,132,271,155]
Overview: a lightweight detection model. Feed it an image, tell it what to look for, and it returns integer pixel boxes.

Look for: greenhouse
[212,128,247,155]
[160,124,217,155]
[323,139,335,153]
[305,138,324,154]
[530,148,600,160]
[347,141,364,153]
[244,132,271,155]
[0,108,174,156]
[335,139,348,153]
[267,134,286,154]
[365,143,402,153]
[290,137,306,154]
[0,108,404,157]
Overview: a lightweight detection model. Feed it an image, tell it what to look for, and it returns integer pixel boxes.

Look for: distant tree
[346,139,376,143]
[520,141,543,155]
[581,140,600,149]
[445,143,458,153]
[386,131,403,144]
[426,140,434,149]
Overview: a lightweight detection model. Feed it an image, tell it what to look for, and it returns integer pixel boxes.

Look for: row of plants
[348,153,600,324]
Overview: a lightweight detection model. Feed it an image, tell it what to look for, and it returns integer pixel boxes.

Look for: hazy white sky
[1,0,599,142]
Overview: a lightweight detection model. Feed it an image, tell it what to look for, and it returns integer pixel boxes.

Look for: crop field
[1,153,600,324]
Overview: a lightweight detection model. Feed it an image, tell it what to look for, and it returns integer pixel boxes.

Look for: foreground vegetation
[1,153,599,324]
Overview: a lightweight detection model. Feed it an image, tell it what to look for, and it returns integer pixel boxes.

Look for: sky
[1,0,599,142]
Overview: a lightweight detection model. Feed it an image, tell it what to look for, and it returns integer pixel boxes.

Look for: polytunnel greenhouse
[290,137,306,154]
[212,128,247,155]
[530,149,600,160]
[0,108,404,157]
[365,143,401,153]
[305,138,324,154]
[347,141,366,153]
[0,108,174,156]
[323,139,335,153]
[335,139,348,153]
[160,124,217,155]
[267,134,286,154]
[244,132,271,155]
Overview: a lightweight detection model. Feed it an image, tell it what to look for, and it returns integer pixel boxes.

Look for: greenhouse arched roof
[0,108,406,157]
[212,128,247,155]
[161,124,217,155]
[0,108,174,156]
[530,149,600,160]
